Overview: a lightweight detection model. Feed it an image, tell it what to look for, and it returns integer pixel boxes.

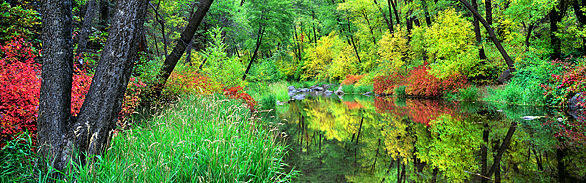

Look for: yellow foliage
[330,44,360,81]
[425,8,479,79]
[378,26,412,73]
[302,33,339,81]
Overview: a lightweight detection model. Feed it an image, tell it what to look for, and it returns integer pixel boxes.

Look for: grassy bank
[1,95,296,182]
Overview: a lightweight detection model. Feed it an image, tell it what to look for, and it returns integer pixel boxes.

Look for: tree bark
[550,3,562,59]
[38,0,74,171]
[471,0,487,59]
[149,2,169,58]
[374,0,393,33]
[150,0,214,99]
[76,0,98,59]
[573,1,586,53]
[73,0,147,157]
[485,0,492,25]
[459,0,516,72]
[390,0,400,25]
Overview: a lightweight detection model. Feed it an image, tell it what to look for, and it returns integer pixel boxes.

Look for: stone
[288,85,296,91]
[314,87,324,91]
[497,69,512,84]
[292,94,305,100]
[335,85,344,95]
[324,90,334,95]
[300,88,311,92]
[363,91,372,96]
[569,92,584,112]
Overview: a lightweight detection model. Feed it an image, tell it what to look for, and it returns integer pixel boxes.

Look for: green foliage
[0,132,37,182]
[201,27,246,88]
[248,57,282,83]
[0,2,40,44]
[341,84,356,93]
[355,84,373,94]
[134,56,164,86]
[458,86,479,101]
[394,85,407,98]
[302,32,338,81]
[71,96,297,182]
[425,8,479,79]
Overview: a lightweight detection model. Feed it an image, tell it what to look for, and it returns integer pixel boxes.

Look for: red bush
[541,58,586,107]
[341,74,365,85]
[223,86,257,112]
[118,77,147,127]
[1,36,92,148]
[405,64,468,97]
[373,72,406,95]
[0,36,40,147]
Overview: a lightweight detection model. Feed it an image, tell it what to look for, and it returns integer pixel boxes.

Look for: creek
[278,93,586,182]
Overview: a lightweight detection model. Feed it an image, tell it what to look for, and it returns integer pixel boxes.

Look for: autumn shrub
[118,77,148,127]
[223,86,257,111]
[373,72,406,95]
[164,63,222,99]
[341,74,365,85]
[0,36,40,147]
[405,64,469,97]
[541,58,586,108]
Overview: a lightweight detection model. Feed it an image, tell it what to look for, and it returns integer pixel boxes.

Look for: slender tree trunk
[423,0,432,26]
[149,0,214,99]
[459,0,515,72]
[390,0,400,25]
[345,17,362,63]
[38,0,74,172]
[73,0,147,157]
[550,4,561,59]
[150,2,168,58]
[481,123,489,183]
[471,0,487,59]
[243,23,265,80]
[375,0,393,33]
[485,0,493,25]
[185,39,193,65]
[76,0,98,59]
[525,23,534,51]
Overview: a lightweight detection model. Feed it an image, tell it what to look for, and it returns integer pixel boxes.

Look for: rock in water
[287,86,296,92]
[292,94,305,100]
[335,85,344,95]
[363,91,372,96]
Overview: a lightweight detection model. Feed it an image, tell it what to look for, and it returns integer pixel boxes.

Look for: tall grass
[17,95,295,182]
[484,79,544,105]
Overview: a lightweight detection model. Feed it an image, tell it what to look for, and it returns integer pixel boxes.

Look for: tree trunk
[486,122,517,178]
[73,0,147,157]
[459,0,515,72]
[150,2,169,58]
[471,0,487,59]
[39,0,147,172]
[99,0,109,32]
[374,0,393,33]
[485,0,492,25]
[573,1,586,53]
[150,0,214,99]
[38,0,74,172]
[76,0,98,59]
[524,23,534,51]
[390,0,400,25]
[550,4,561,59]
[243,22,265,80]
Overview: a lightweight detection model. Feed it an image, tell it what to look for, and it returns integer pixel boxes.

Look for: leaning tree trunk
[471,0,487,59]
[459,0,515,72]
[73,0,148,158]
[150,0,214,99]
[76,0,98,59]
[243,22,265,80]
[38,0,74,171]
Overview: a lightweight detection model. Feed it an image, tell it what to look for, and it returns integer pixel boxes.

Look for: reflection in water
[279,94,586,182]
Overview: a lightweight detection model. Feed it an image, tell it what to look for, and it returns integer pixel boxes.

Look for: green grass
[75,95,296,182]
[341,85,356,93]
[355,84,373,94]
[0,132,37,182]
[5,95,297,182]
[484,79,545,105]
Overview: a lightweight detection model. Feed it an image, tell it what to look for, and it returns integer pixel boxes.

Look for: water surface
[278,94,586,182]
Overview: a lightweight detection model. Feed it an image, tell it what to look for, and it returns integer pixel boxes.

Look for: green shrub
[342,84,356,93]
[394,85,407,98]
[260,94,276,111]
[459,86,479,101]
[355,84,373,94]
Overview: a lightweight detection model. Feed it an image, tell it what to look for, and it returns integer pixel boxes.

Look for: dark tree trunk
[243,23,265,80]
[99,0,109,32]
[556,148,567,182]
[73,0,147,157]
[550,3,562,59]
[150,0,214,99]
[471,0,487,59]
[76,0,98,59]
[423,0,432,26]
[525,23,534,51]
[185,39,193,66]
[485,0,493,25]
[390,0,400,25]
[486,122,517,178]
[572,1,585,53]
[38,0,74,172]
[374,0,393,33]
[459,0,516,72]
[39,0,147,172]
[345,17,362,63]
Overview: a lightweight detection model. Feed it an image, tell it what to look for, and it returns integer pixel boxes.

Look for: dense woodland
[0,0,585,181]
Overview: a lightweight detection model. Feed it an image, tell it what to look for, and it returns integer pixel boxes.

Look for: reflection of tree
[415,114,483,182]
